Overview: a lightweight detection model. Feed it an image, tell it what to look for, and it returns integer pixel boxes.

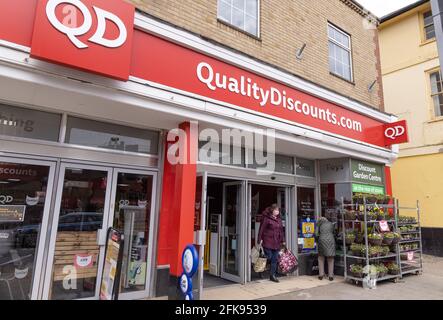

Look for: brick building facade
[128,0,383,110]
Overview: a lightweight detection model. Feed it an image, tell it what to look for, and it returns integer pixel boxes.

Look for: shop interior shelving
[395,200,423,277]
[339,197,402,286]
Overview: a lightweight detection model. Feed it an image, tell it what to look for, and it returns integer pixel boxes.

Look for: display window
[0,161,52,300]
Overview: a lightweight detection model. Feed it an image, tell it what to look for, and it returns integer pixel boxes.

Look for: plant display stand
[340,196,402,286]
[396,200,423,277]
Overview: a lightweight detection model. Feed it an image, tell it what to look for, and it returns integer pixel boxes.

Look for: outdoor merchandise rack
[396,200,423,277]
[339,196,403,286]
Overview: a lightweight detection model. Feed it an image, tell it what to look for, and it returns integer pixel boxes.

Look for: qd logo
[384,126,405,140]
[46,0,127,49]
[384,120,409,146]
[31,0,135,81]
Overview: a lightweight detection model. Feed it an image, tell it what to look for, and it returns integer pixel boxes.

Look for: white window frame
[429,69,443,118]
[423,10,436,41]
[217,0,260,37]
[328,23,353,82]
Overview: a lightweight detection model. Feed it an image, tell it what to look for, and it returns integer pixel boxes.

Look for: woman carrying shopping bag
[257,204,285,283]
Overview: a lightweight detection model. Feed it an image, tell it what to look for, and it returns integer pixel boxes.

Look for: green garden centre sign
[351,160,385,186]
[352,184,385,195]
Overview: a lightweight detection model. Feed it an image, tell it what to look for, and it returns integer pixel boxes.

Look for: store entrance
[201,178,292,287]
[44,163,157,300]
[249,183,290,281]
[203,177,246,287]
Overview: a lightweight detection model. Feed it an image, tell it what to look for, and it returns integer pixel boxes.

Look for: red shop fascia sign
[0,0,409,149]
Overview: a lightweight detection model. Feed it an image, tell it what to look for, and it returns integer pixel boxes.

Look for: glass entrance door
[221,182,245,283]
[109,169,156,300]
[0,157,55,300]
[45,164,113,300]
[44,164,156,300]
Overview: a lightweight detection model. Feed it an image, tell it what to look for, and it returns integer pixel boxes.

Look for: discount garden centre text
[353,163,382,183]
[197,62,363,133]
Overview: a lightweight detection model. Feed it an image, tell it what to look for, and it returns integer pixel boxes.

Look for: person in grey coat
[316,212,337,281]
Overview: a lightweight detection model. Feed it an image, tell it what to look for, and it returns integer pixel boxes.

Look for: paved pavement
[201,255,443,300]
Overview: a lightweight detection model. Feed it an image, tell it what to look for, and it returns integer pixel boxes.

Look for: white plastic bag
[251,242,263,265]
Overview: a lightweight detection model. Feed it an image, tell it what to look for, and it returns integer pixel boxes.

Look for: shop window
[247,153,294,174]
[328,23,353,82]
[430,70,443,117]
[296,158,316,177]
[0,104,61,142]
[320,183,352,217]
[0,162,51,299]
[297,187,316,253]
[423,11,435,41]
[65,117,159,155]
[218,0,259,36]
[199,140,245,167]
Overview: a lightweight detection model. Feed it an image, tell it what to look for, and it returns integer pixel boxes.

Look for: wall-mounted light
[368,80,377,92]
[296,43,307,60]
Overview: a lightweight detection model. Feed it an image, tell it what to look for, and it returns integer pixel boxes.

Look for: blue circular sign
[182,244,199,277]
[185,292,194,301]
[179,273,192,294]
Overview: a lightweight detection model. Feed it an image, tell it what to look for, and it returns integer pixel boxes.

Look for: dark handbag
[277,247,298,274]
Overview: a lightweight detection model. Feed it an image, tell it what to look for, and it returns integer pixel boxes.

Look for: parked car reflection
[7,212,103,249]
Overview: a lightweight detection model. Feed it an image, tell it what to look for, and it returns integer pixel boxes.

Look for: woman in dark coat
[258,204,285,282]
[316,212,337,281]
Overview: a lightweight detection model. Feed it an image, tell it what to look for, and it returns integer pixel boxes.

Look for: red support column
[156,121,198,299]
[385,166,393,196]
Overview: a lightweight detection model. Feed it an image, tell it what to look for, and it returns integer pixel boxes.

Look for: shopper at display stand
[257,204,285,283]
[316,212,337,281]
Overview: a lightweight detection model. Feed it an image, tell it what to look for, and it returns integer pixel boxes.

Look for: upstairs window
[328,23,353,82]
[430,70,443,117]
[218,0,259,37]
[423,11,436,41]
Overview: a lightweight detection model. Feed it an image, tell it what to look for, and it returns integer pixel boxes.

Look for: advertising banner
[352,184,385,195]
[99,228,124,300]
[351,160,385,186]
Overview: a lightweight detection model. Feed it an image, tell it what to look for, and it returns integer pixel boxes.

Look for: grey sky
[356,0,421,18]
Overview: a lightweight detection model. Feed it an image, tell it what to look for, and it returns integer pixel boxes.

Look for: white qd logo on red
[384,125,405,140]
[46,0,128,49]
[31,0,135,80]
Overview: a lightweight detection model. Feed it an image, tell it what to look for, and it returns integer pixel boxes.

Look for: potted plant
[350,243,360,256]
[368,233,383,246]
[366,194,377,204]
[345,210,357,221]
[376,264,388,278]
[345,231,356,245]
[377,209,387,221]
[355,232,365,244]
[387,263,400,275]
[350,264,364,278]
[367,211,377,221]
[381,246,390,256]
[382,232,395,245]
[353,193,364,204]
[368,246,379,258]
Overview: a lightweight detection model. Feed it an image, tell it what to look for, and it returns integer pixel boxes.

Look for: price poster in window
[379,220,390,232]
[303,238,316,250]
[99,228,124,300]
[300,218,317,251]
[301,219,316,238]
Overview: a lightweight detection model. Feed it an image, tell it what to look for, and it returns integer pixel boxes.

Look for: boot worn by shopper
[270,275,279,283]
[329,276,334,281]
[318,275,324,280]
